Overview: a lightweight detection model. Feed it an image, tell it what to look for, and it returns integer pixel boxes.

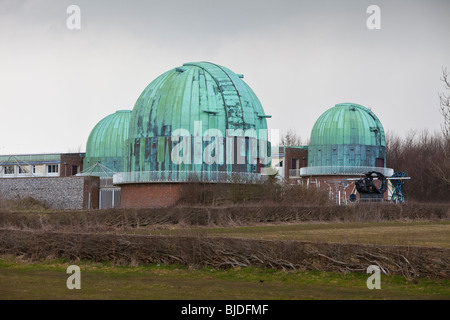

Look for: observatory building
[307,102,389,172]
[0,63,400,209]
[292,103,394,203]
[79,62,272,207]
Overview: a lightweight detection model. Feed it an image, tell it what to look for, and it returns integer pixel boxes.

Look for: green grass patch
[0,256,449,300]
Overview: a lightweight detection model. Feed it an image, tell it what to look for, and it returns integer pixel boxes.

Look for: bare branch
[280,129,302,146]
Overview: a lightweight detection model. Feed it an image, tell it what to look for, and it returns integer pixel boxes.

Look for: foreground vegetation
[0,198,448,300]
[1,256,449,300]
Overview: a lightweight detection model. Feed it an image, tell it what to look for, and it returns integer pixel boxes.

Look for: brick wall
[285,147,308,179]
[0,176,99,210]
[60,153,85,177]
[120,183,183,208]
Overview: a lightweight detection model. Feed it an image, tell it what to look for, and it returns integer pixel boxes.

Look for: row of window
[0,164,59,175]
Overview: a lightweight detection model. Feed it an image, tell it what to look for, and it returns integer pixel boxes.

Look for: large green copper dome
[124,62,271,180]
[307,103,387,173]
[84,110,132,174]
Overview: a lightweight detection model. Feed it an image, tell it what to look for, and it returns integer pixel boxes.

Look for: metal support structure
[390,171,408,203]
[347,171,410,203]
[77,162,117,178]
[323,179,348,205]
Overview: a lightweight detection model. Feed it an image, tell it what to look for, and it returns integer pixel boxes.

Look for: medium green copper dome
[308,103,386,170]
[84,110,132,174]
[125,62,271,178]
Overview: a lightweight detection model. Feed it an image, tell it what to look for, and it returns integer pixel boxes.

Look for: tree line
[386,129,449,202]
[385,68,449,203]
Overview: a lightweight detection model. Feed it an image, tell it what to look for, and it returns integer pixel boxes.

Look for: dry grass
[178,179,330,206]
[0,203,448,233]
[0,196,48,212]
[134,221,450,248]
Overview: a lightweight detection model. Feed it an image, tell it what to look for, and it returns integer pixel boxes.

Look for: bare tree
[280,129,303,146]
[439,67,450,138]
[385,129,449,201]
[433,67,450,186]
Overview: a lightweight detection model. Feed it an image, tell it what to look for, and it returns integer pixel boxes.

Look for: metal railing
[113,171,268,185]
[0,172,59,178]
[293,166,394,177]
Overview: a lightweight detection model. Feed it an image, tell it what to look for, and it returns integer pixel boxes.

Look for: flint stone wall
[0,176,99,210]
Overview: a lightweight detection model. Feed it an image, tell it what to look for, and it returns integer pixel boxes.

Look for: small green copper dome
[125,62,271,178]
[84,110,132,174]
[308,103,386,170]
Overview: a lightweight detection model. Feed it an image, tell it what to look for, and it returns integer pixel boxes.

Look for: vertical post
[112,189,116,208]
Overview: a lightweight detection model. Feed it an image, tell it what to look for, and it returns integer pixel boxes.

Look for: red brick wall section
[285,147,308,178]
[120,183,183,208]
[83,176,100,210]
[60,153,85,177]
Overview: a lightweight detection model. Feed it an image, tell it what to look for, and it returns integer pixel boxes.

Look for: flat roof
[0,153,85,165]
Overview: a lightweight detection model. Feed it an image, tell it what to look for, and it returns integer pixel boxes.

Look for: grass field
[127,221,450,248]
[1,256,449,300]
[1,205,449,301]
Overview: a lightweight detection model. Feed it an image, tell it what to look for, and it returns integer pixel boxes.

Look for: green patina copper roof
[308,103,386,169]
[0,154,62,164]
[84,110,132,173]
[129,62,269,138]
[125,61,271,176]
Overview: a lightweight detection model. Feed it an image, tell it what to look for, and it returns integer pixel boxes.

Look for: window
[47,164,59,173]
[18,166,30,174]
[32,165,45,174]
[376,158,384,168]
[4,165,14,174]
[291,158,299,170]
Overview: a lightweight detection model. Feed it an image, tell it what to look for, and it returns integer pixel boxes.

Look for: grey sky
[1,0,449,154]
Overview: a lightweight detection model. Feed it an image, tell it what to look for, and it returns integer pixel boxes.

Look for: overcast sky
[1,0,449,154]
